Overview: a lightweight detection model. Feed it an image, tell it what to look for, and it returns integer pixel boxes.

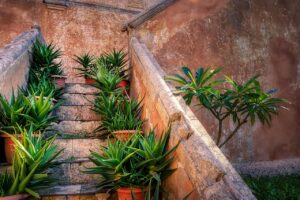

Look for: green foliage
[84,128,178,198]
[0,126,62,198]
[92,93,143,134]
[165,66,285,147]
[92,63,124,95]
[101,49,128,77]
[0,172,13,196]
[22,76,63,100]
[0,92,29,133]
[244,176,300,200]
[0,90,59,133]
[74,53,96,78]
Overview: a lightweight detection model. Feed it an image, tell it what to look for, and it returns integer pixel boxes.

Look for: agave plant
[24,92,60,131]
[1,126,62,198]
[165,66,285,147]
[103,49,128,77]
[84,128,178,197]
[92,93,143,134]
[0,91,29,133]
[0,172,13,196]
[74,53,96,78]
[22,76,63,100]
[29,40,63,84]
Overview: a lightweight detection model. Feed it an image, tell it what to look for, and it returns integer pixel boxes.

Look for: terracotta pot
[117,80,130,96]
[112,130,142,141]
[0,194,29,200]
[0,133,21,164]
[51,75,67,88]
[85,77,97,85]
[117,187,145,200]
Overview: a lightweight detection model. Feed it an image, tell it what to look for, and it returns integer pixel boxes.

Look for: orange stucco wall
[130,0,300,162]
[0,0,133,83]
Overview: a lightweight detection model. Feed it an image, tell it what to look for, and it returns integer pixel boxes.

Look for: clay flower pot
[112,130,142,141]
[117,187,145,200]
[117,80,130,96]
[0,194,29,200]
[51,75,67,88]
[85,77,97,85]
[0,133,21,164]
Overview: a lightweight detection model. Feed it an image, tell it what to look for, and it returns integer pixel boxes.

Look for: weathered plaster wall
[130,0,300,162]
[0,0,133,83]
[0,28,42,99]
[129,37,255,200]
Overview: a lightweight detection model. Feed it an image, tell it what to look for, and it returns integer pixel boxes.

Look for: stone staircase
[41,83,110,200]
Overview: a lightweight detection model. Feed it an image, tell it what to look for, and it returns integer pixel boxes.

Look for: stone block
[65,84,99,95]
[62,94,95,106]
[42,196,67,200]
[50,121,100,136]
[54,106,101,121]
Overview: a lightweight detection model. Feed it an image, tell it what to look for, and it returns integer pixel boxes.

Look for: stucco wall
[129,37,255,200]
[0,27,42,99]
[0,0,133,83]
[129,0,300,162]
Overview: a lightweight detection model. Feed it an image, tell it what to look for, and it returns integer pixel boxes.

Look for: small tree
[165,67,286,148]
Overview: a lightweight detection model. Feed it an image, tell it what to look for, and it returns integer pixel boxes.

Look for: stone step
[39,184,104,196]
[39,183,109,197]
[54,138,105,161]
[49,121,101,137]
[65,83,99,95]
[42,193,109,200]
[62,93,95,106]
[50,159,100,185]
[54,106,101,121]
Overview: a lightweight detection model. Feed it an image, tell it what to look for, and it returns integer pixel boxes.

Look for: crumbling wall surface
[130,0,300,162]
[0,28,43,99]
[0,0,133,83]
[130,37,256,200]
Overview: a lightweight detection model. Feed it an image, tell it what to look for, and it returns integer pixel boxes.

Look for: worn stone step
[54,138,105,161]
[49,159,100,185]
[54,106,101,121]
[62,93,95,106]
[49,121,101,136]
[39,183,109,197]
[65,83,99,95]
[42,194,109,200]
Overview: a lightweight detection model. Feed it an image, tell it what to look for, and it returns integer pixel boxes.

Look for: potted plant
[0,92,28,164]
[0,126,62,199]
[29,40,66,89]
[74,53,97,85]
[0,91,59,164]
[101,49,129,93]
[84,128,178,200]
[92,92,143,140]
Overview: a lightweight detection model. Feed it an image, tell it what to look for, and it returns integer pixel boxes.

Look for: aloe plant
[92,93,143,134]
[0,92,29,133]
[29,40,63,85]
[166,67,285,147]
[24,92,60,131]
[0,126,62,198]
[84,128,178,197]
[74,53,96,78]
[22,76,63,100]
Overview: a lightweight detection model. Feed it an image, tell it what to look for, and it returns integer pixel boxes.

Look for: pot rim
[112,130,143,134]
[117,187,145,193]
[0,133,21,138]
[51,75,67,79]
[0,193,29,200]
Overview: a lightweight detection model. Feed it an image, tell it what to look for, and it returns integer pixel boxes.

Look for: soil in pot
[117,187,145,200]
[85,77,97,85]
[0,133,21,164]
[112,130,142,141]
[0,194,29,200]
